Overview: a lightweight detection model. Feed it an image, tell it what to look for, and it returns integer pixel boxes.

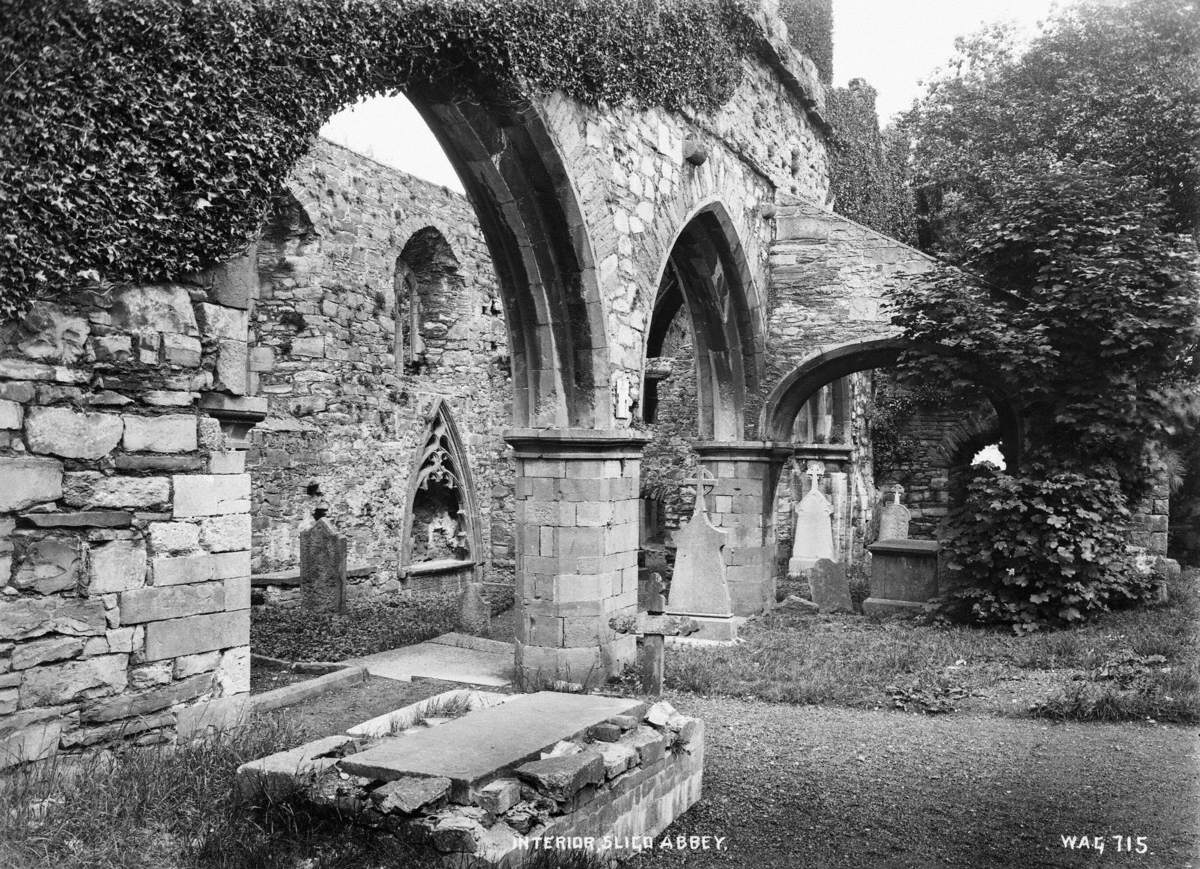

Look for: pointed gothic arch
[643,201,763,440]
[399,400,482,581]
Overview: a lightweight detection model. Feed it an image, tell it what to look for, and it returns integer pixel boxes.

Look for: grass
[252,583,514,662]
[0,711,611,869]
[666,570,1200,723]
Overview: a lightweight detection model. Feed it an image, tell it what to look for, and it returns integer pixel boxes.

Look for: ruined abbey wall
[249,140,515,596]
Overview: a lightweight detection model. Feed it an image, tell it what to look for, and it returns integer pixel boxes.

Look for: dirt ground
[633,694,1200,869]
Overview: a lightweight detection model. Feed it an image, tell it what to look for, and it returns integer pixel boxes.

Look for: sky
[318,0,1060,192]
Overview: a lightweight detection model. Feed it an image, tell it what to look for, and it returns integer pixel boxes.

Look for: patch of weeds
[886,671,971,714]
[665,569,1200,723]
[1029,650,1199,723]
[389,694,477,734]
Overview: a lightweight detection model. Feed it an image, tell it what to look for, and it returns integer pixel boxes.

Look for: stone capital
[504,428,651,461]
[690,440,792,464]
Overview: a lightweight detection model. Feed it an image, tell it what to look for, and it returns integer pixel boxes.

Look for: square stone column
[692,440,792,616]
[505,429,650,684]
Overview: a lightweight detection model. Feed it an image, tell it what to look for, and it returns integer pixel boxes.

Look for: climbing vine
[0,0,776,318]
[825,80,917,243]
[778,0,833,81]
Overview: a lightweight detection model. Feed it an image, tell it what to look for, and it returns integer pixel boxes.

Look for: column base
[514,635,636,687]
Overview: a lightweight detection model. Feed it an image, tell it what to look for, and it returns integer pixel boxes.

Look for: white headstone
[878,484,911,541]
[788,470,835,575]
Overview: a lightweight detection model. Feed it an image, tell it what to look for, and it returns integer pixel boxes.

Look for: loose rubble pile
[237,692,703,866]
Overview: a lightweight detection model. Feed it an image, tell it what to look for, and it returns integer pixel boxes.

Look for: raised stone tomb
[237,691,704,866]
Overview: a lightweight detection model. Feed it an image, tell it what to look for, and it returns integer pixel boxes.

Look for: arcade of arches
[0,14,1168,758]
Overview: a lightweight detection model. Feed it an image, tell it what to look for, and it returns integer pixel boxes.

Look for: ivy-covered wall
[825,80,917,243]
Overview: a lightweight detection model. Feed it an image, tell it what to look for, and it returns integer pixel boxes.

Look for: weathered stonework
[1,3,1128,759]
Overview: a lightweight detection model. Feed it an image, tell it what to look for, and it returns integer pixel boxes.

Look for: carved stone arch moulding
[399,398,483,580]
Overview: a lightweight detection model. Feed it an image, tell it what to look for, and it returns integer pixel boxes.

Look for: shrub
[938,465,1158,632]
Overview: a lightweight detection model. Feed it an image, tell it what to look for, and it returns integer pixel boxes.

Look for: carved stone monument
[665,469,736,641]
[878,484,911,541]
[300,516,347,613]
[788,465,835,577]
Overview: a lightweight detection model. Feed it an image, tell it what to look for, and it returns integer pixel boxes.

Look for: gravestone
[809,558,853,613]
[665,469,736,641]
[878,484,911,541]
[788,465,834,576]
[299,517,346,613]
[457,581,490,635]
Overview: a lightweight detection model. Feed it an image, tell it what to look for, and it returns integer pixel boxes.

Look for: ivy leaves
[0,0,759,318]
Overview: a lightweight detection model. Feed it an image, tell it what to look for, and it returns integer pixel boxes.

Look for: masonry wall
[249,140,515,595]
[0,277,256,762]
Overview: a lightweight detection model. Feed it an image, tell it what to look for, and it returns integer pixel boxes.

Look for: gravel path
[631,694,1199,869]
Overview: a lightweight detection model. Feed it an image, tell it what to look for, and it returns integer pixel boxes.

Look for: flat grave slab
[349,635,512,686]
[338,691,643,795]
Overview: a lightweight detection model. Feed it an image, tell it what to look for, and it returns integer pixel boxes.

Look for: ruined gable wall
[250,139,515,594]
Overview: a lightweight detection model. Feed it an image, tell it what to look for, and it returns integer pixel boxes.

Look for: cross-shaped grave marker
[609,572,699,696]
[683,466,719,517]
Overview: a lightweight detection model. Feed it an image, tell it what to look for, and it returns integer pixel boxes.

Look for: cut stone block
[172,474,251,518]
[143,609,249,660]
[0,457,62,512]
[592,740,637,779]
[11,635,83,670]
[152,551,249,586]
[87,539,147,594]
[63,473,170,510]
[475,778,521,815]
[0,596,107,641]
[110,284,199,336]
[118,580,227,624]
[19,654,127,707]
[21,511,132,529]
[237,734,355,801]
[122,414,198,453]
[12,537,80,594]
[81,672,212,723]
[337,692,643,802]
[371,775,451,814]
[621,725,668,766]
[516,751,605,801]
[200,514,251,552]
[25,407,122,459]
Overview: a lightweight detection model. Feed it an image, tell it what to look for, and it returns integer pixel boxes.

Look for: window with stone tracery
[405,402,477,567]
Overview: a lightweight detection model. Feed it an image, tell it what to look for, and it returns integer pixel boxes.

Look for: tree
[906,0,1200,250]
[889,0,1200,629]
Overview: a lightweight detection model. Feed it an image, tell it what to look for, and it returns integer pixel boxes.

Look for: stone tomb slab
[338,691,643,801]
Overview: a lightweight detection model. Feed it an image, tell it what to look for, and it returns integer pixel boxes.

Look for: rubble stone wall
[250,140,515,593]
[0,278,255,763]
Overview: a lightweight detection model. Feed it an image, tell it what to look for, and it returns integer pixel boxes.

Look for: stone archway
[639,202,781,615]
[406,92,611,430]
[643,201,764,441]
[761,336,1025,566]
[761,336,1024,464]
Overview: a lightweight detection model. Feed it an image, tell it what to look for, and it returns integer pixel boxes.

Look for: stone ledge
[250,564,374,587]
[868,539,941,555]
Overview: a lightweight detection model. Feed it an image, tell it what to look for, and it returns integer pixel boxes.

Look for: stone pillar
[505,429,648,684]
[691,441,792,616]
